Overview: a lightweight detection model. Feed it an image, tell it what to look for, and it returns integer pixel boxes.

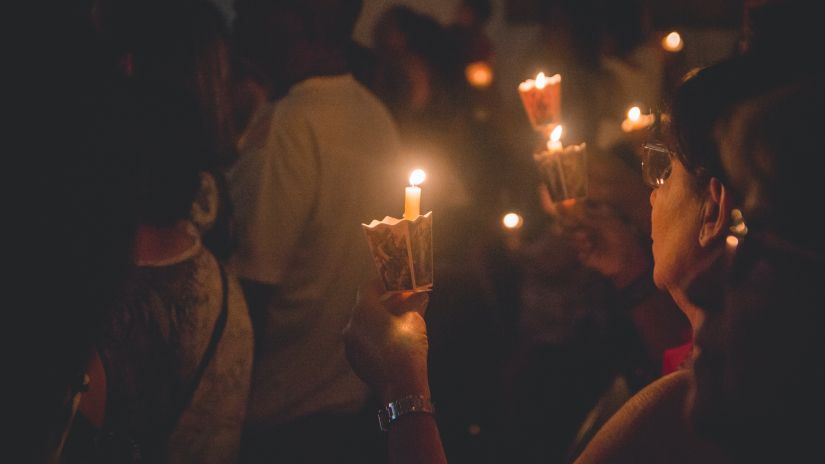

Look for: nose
[649,188,657,207]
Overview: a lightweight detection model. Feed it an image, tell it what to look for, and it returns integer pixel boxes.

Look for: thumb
[387,291,430,317]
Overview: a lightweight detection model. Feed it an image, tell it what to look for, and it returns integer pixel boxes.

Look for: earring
[729,208,748,238]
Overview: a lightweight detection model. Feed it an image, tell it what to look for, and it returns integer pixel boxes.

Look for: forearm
[388,413,448,464]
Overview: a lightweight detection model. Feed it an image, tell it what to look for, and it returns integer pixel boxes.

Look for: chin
[651,266,666,290]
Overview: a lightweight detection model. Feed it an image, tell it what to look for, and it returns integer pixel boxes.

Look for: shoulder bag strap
[171,262,230,425]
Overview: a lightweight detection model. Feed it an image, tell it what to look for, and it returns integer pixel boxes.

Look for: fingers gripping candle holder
[362,212,433,293]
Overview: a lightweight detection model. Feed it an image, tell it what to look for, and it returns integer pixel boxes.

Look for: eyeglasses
[641,142,673,188]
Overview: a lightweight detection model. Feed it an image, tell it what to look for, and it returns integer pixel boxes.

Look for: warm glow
[466,61,493,89]
[535,72,547,89]
[409,169,426,186]
[502,213,523,230]
[622,106,654,133]
[550,125,563,143]
[628,106,641,122]
[663,31,684,52]
[519,72,561,91]
[726,235,739,248]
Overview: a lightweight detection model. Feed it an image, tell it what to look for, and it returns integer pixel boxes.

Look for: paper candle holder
[362,212,433,293]
[534,143,588,203]
[518,73,562,132]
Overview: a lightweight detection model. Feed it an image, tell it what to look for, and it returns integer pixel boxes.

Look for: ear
[698,177,731,247]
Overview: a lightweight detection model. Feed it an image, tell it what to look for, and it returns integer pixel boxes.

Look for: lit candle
[662,31,684,52]
[518,72,562,131]
[547,125,564,153]
[621,106,656,132]
[502,212,524,231]
[535,72,548,89]
[534,124,588,203]
[466,61,493,89]
[404,169,426,219]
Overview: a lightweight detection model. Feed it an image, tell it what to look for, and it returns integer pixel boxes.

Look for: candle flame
[409,169,426,186]
[535,72,547,89]
[663,31,683,52]
[550,125,563,143]
[628,106,641,122]
[466,61,493,89]
[502,213,523,230]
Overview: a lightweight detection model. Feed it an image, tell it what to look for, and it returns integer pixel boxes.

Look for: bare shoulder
[575,370,729,464]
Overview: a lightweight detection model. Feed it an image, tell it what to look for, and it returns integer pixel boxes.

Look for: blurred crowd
[12,0,824,463]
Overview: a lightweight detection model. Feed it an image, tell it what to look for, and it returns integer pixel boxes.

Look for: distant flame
[550,125,563,143]
[535,72,547,89]
[409,169,426,186]
[519,72,560,91]
[663,32,684,52]
[502,213,523,230]
[628,106,641,122]
[466,61,493,89]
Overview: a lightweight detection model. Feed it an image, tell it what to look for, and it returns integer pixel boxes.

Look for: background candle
[662,31,684,52]
[518,72,562,131]
[404,169,426,219]
[621,106,655,132]
[502,212,524,230]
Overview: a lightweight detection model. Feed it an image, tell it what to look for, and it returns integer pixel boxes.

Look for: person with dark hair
[450,0,493,64]
[58,82,254,464]
[105,0,238,262]
[233,0,365,99]
[228,0,401,462]
[342,44,824,462]
[690,76,825,464]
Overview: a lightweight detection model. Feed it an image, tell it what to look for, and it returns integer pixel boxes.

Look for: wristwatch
[377,395,435,432]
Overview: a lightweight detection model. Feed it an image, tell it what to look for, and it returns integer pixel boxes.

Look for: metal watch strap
[377,395,435,432]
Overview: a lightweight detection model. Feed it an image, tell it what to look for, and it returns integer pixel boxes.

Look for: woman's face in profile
[649,157,705,293]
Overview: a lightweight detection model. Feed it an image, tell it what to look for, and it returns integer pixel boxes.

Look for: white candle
[404,169,426,219]
[547,125,564,153]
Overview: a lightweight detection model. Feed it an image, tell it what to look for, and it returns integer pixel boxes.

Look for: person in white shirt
[229,1,402,461]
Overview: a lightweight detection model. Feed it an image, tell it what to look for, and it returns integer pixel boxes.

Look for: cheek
[651,193,702,289]
[650,193,677,285]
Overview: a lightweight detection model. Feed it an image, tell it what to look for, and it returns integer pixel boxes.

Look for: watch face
[377,409,391,432]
